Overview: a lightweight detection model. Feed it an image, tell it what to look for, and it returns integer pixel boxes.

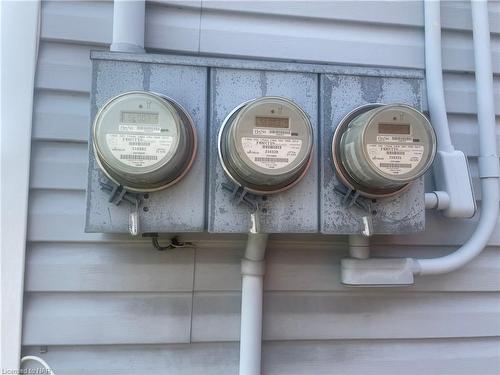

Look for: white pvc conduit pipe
[111,0,145,53]
[414,0,499,275]
[239,213,268,375]
[348,235,370,259]
[424,0,454,153]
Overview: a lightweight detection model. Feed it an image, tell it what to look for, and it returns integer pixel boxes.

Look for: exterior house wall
[22,1,500,373]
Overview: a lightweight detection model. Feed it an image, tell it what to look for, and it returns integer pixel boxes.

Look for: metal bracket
[100,179,139,206]
[100,178,141,235]
[333,183,372,212]
[333,183,373,236]
[221,181,260,211]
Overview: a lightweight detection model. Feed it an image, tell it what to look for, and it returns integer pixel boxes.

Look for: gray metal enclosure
[22,1,500,374]
[86,52,426,234]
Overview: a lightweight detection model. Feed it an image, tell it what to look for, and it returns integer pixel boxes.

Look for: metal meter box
[320,74,427,234]
[85,58,207,233]
[207,69,319,233]
[86,52,427,235]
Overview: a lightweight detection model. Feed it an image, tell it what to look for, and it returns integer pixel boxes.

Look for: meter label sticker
[252,128,292,137]
[241,137,302,169]
[119,124,162,134]
[376,135,413,143]
[106,133,174,168]
[367,144,424,175]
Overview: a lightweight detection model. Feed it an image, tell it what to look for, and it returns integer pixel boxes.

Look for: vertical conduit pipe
[414,0,499,275]
[348,235,370,259]
[239,213,269,375]
[111,0,145,53]
[424,0,455,152]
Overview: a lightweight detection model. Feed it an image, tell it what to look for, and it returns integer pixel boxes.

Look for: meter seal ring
[92,91,197,193]
[331,103,413,199]
[217,97,313,195]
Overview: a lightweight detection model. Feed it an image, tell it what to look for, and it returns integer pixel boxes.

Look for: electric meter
[218,96,313,194]
[332,104,436,198]
[92,91,197,192]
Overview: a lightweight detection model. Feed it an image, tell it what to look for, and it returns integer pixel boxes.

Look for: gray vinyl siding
[23,1,500,374]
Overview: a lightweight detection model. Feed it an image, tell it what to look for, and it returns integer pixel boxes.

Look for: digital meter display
[255,116,290,128]
[120,111,159,125]
[378,123,410,135]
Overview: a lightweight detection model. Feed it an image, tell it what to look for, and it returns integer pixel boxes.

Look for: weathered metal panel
[320,74,426,234]
[207,68,319,233]
[85,59,207,233]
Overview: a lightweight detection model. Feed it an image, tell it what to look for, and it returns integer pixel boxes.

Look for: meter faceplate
[219,96,313,194]
[93,91,196,192]
[334,104,436,197]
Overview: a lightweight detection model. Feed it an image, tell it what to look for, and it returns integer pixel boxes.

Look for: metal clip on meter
[218,96,313,203]
[332,103,436,199]
[92,91,197,233]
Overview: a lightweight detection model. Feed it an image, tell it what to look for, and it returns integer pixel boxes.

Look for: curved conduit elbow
[414,0,499,275]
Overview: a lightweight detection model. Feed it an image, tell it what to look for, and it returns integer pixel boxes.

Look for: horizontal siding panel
[36,42,97,93]
[373,208,500,246]
[30,141,88,190]
[195,246,500,293]
[448,114,500,156]
[21,338,500,375]
[36,41,500,117]
[32,90,90,142]
[41,1,500,69]
[201,1,500,34]
[24,243,500,293]
[25,243,195,292]
[443,73,500,115]
[199,11,500,74]
[41,1,202,52]
[40,2,500,74]
[192,291,500,342]
[146,3,201,52]
[23,291,500,345]
[22,292,193,345]
[41,0,112,45]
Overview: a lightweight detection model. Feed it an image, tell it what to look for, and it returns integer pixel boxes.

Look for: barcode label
[376,135,413,143]
[242,137,302,170]
[106,133,174,168]
[119,124,161,133]
[253,128,292,137]
[379,163,412,168]
[120,154,158,161]
[269,130,290,136]
[262,145,282,150]
[386,151,405,155]
[128,142,151,146]
[367,143,424,176]
[254,157,289,163]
